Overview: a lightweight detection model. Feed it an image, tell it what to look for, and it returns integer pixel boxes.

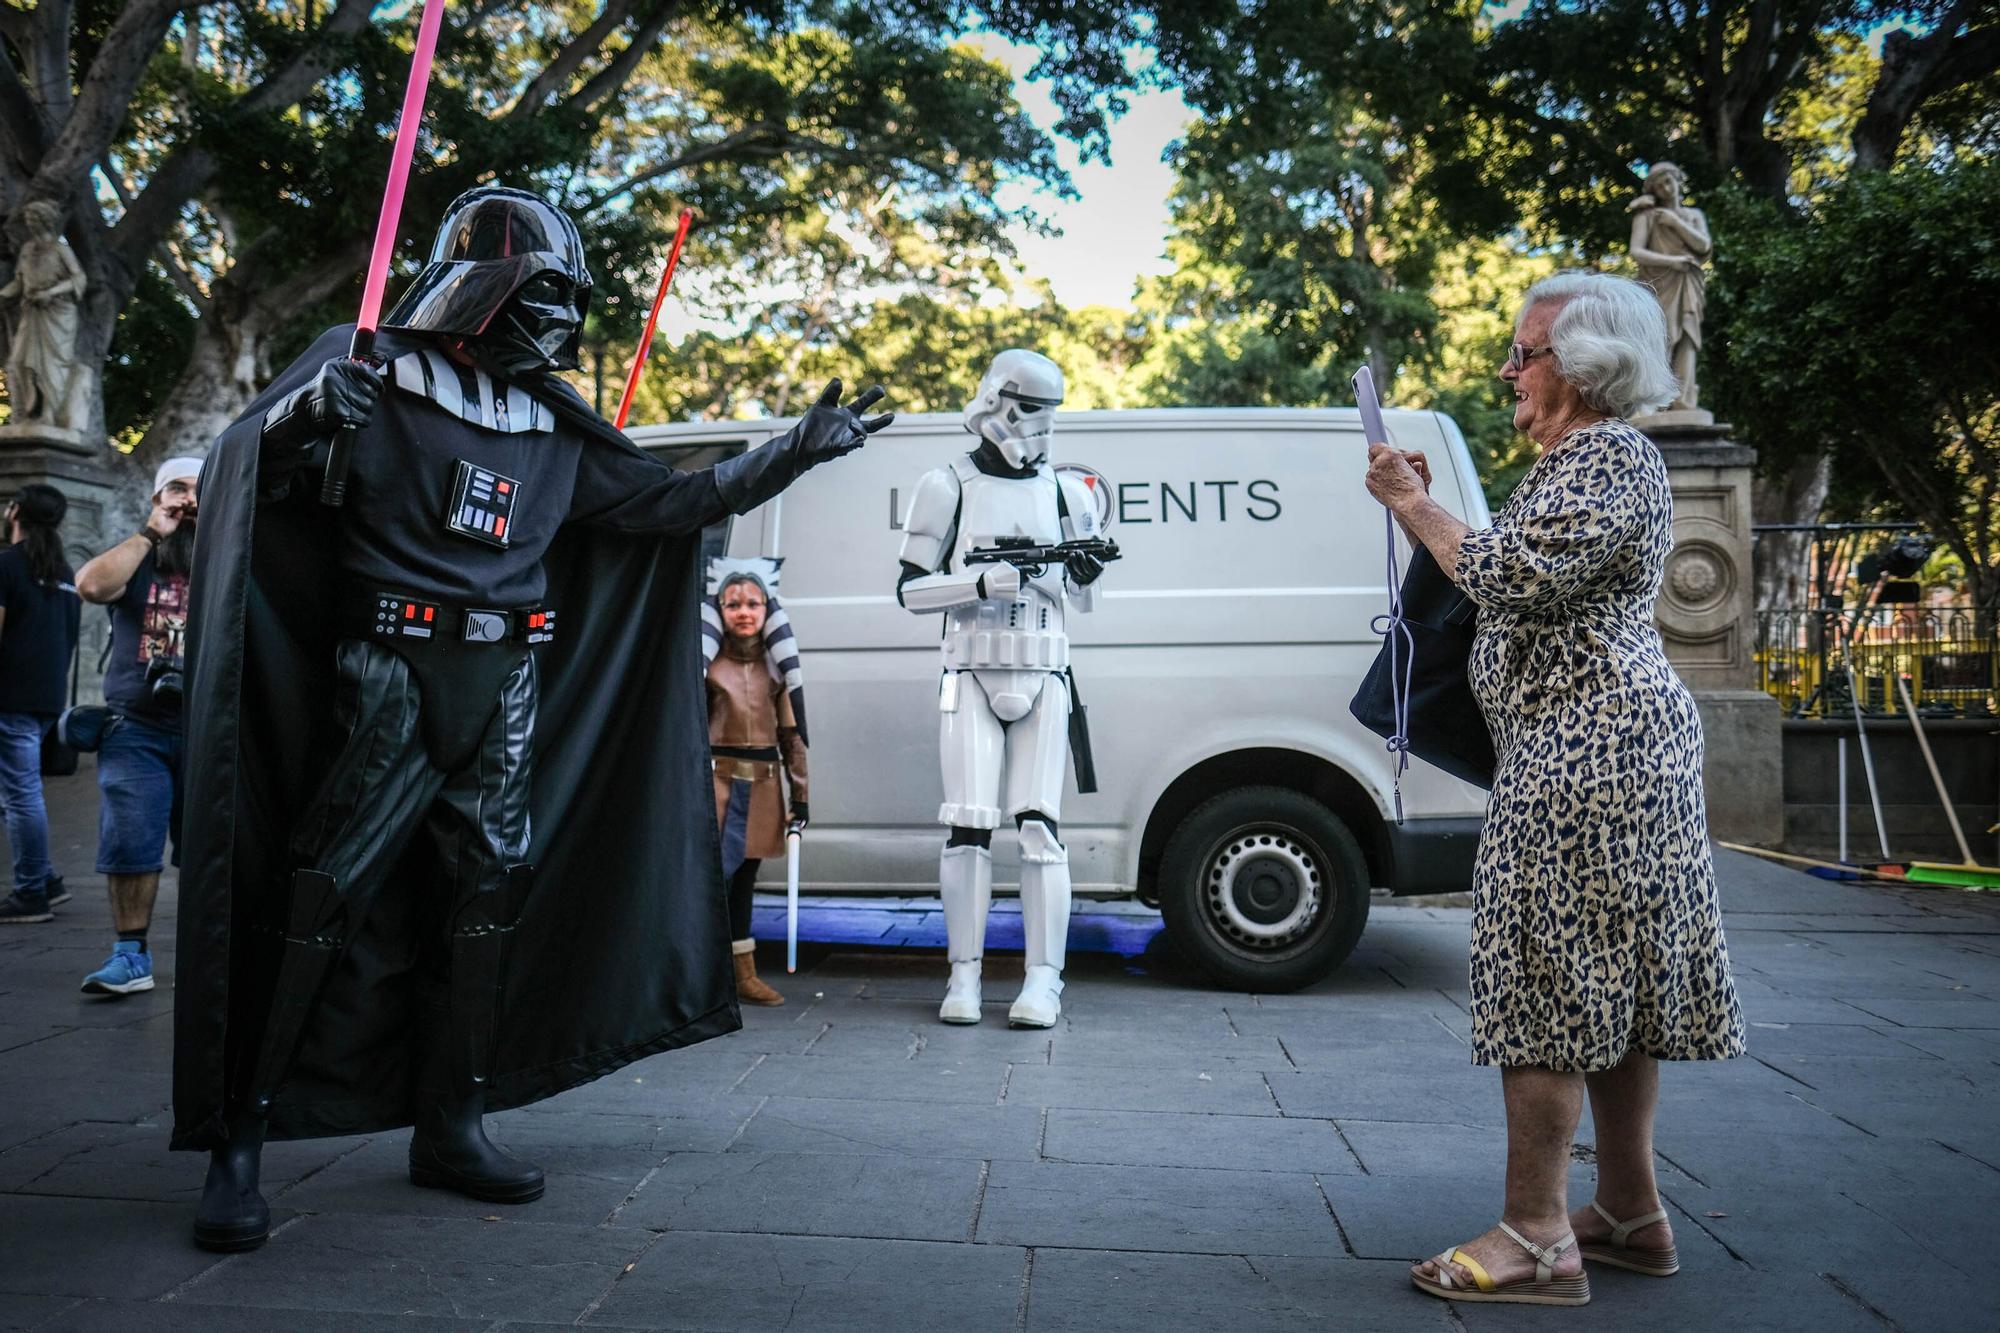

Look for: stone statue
[1,201,88,436]
[1627,162,1710,416]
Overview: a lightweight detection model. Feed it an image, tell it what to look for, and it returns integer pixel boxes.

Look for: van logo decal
[1054,464,1114,530]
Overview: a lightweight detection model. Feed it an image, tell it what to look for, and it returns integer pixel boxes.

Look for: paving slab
[6,790,2000,1331]
[172,1213,650,1322]
[275,1111,725,1228]
[1040,1107,1362,1174]
[1003,1063,1283,1116]
[1025,1249,1454,1332]
[0,1119,363,1203]
[726,1094,1044,1161]
[582,1232,1026,1331]
[732,1052,1012,1105]
[45,1303,483,1331]
[974,1159,1343,1257]
[0,1195,228,1299]
[612,1150,985,1241]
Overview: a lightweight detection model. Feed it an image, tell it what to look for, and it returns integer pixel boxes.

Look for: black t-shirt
[324,367,727,608]
[102,551,190,727]
[0,545,80,717]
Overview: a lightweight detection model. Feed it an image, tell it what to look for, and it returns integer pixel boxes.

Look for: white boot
[1009,820,1070,1029]
[939,844,992,1025]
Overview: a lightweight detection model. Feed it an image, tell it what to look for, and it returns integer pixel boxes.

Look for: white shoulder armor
[898,464,963,573]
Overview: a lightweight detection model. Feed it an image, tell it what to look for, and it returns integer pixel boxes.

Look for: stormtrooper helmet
[963,349,1065,468]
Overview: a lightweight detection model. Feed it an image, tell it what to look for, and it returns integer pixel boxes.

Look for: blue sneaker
[45,875,70,907]
[81,941,154,995]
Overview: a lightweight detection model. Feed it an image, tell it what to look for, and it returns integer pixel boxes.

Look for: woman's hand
[1365,442,1430,512]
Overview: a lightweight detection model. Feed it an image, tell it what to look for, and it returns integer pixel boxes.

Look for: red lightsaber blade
[322,0,449,507]
[613,209,695,430]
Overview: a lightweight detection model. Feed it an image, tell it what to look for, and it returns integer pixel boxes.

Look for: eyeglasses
[1506,342,1553,374]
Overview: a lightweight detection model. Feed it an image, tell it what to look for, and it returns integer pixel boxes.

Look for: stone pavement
[4,762,2000,1331]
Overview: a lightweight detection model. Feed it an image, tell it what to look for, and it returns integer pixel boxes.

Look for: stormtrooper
[896,350,1119,1027]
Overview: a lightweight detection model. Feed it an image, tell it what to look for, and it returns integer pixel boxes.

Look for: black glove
[714,379,892,514]
[787,801,809,834]
[307,358,384,430]
[261,357,384,458]
[1064,550,1107,587]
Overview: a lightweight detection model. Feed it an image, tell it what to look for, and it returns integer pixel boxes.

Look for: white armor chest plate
[944,465,1069,676]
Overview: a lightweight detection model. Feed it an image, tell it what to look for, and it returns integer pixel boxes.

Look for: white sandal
[1411,1222,1592,1306]
[1579,1201,1680,1275]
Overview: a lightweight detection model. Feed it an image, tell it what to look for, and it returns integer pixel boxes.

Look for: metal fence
[1755,606,1999,717]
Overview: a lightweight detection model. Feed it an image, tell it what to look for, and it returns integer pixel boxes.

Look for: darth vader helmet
[963,349,1064,468]
[383,186,593,375]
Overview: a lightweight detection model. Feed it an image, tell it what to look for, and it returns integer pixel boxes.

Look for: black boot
[407,997,543,1204]
[193,1114,270,1252]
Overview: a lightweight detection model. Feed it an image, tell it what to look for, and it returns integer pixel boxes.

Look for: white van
[630,408,1493,990]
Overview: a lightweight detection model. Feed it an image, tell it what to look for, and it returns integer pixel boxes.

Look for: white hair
[1520,271,1678,418]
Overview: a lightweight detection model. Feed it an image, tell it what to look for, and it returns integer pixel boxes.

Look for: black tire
[1158,785,1371,992]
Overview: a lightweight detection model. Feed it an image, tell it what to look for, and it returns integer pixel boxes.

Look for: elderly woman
[1365,271,1744,1308]
[704,560,808,1006]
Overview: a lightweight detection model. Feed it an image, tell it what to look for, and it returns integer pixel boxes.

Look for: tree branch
[238,0,371,115]
[504,0,635,121]
[23,0,187,211]
[582,123,798,210]
[573,0,680,113]
[112,0,371,274]
[1853,3,2000,170]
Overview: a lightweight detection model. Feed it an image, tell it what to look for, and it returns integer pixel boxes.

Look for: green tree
[1,0,1151,520]
[1708,159,2000,607]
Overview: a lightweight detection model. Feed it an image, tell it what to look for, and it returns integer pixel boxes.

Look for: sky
[968,34,1191,312]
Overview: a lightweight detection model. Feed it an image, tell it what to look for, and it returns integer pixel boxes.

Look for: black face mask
[484,271,587,376]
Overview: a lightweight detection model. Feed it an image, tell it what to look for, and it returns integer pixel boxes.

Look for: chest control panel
[445,458,519,548]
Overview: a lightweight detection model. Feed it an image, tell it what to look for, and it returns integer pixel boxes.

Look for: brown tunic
[707,634,807,861]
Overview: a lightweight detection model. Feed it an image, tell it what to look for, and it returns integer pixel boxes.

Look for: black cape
[1349,545,1496,790]
[172,326,739,1151]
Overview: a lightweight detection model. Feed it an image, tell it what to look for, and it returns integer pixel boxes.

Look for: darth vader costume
[173,186,890,1252]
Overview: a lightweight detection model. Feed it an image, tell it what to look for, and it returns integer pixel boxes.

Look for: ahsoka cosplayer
[701,557,808,1006]
[174,186,890,1252]
[896,350,1120,1027]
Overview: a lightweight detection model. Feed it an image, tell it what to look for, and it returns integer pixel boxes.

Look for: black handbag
[1349,545,1495,790]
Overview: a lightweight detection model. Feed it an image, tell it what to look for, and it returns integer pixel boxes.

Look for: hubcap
[1204,830,1323,949]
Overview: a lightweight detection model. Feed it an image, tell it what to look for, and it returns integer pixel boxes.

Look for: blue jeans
[0,711,53,895]
[96,715,183,876]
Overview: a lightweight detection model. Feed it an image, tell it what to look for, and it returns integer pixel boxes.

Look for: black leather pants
[289,638,535,937]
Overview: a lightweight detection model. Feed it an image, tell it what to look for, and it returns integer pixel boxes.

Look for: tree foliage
[1710,159,2000,605]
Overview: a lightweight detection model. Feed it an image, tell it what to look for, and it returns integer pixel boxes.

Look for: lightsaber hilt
[319,326,376,508]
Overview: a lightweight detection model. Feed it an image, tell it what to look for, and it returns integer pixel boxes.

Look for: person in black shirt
[72,457,201,991]
[176,186,891,1254]
[0,484,80,924]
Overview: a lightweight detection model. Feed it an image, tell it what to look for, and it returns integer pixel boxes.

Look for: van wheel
[1158,786,1370,992]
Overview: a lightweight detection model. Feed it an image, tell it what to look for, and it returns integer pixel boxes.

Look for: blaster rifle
[961,537,1121,577]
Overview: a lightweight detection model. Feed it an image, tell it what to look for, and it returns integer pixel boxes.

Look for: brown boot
[733,947,784,1006]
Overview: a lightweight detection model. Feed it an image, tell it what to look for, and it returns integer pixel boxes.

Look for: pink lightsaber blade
[614,210,695,430]
[323,0,448,506]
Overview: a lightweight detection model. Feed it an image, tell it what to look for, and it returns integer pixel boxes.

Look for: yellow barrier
[1755,608,1997,717]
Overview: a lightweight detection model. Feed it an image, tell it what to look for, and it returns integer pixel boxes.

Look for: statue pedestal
[0,425,113,705]
[1637,414,1784,845]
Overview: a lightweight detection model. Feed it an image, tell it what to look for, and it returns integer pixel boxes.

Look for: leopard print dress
[1453,420,1744,1072]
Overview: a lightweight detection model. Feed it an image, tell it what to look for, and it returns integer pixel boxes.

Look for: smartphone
[1352,364,1389,447]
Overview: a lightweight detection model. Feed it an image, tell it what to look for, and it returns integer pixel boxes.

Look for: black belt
[352,590,555,647]
[710,744,781,762]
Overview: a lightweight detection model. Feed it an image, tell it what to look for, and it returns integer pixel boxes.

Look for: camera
[145,654,185,707]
